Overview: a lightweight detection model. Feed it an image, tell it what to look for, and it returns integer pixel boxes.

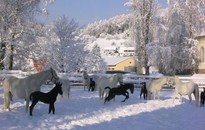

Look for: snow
[103,57,131,65]
[0,78,205,130]
[85,37,129,57]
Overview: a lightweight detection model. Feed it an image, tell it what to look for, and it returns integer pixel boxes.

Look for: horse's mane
[174,76,182,84]
[152,76,167,85]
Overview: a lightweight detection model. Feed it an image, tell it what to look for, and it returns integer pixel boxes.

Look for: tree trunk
[9,44,14,70]
[0,41,6,70]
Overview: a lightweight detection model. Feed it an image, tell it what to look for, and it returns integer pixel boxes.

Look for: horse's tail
[194,84,199,106]
[9,92,13,101]
[105,86,111,90]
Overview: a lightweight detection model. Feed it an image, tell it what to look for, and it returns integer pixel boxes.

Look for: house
[118,47,135,56]
[103,47,118,56]
[103,56,136,72]
[196,35,205,73]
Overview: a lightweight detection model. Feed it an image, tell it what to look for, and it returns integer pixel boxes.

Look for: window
[200,47,205,62]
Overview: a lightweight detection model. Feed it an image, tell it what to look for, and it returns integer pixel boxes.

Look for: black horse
[200,87,205,107]
[29,82,63,116]
[104,83,134,103]
[89,78,95,92]
[140,82,147,100]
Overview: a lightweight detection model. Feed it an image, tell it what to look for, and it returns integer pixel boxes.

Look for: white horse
[146,76,168,100]
[82,71,90,91]
[57,78,71,99]
[3,68,59,112]
[96,73,123,99]
[82,71,100,91]
[172,76,199,106]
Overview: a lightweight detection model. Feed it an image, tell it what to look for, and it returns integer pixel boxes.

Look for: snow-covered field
[0,85,205,130]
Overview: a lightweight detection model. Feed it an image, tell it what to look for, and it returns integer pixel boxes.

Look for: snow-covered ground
[0,84,205,130]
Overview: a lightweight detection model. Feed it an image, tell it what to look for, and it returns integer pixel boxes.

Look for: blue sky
[46,0,167,26]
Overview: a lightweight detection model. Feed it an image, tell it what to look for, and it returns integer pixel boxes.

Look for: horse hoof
[4,109,10,112]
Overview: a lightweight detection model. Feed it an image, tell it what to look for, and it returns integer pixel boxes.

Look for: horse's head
[55,82,63,95]
[161,76,170,85]
[50,68,59,84]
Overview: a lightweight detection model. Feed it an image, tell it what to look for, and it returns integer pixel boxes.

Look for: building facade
[197,35,205,73]
[104,57,136,72]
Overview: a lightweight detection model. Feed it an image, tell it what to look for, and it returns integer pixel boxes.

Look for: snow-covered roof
[103,46,117,50]
[103,56,131,65]
[118,47,134,53]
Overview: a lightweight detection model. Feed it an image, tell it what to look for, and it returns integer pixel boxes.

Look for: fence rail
[0,71,205,92]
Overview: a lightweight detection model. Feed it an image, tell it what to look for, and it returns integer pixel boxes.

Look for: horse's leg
[104,94,115,104]
[153,91,156,100]
[3,92,11,111]
[88,86,90,91]
[188,94,192,103]
[194,86,199,106]
[179,95,182,102]
[49,103,55,114]
[147,91,151,100]
[102,90,106,99]
[99,88,102,99]
[127,91,130,98]
[121,92,129,102]
[25,98,30,112]
[200,97,203,107]
[140,90,142,99]
[144,91,147,100]
[49,103,52,114]
[67,87,70,98]
[29,100,38,116]
[172,92,176,103]
[9,92,13,101]
[157,91,160,100]
[173,90,179,103]
[99,88,103,99]
[86,81,90,91]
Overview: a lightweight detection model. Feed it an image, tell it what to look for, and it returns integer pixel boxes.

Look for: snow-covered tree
[166,0,205,74]
[80,14,131,39]
[146,42,172,74]
[84,44,107,72]
[52,15,87,72]
[140,0,204,75]
[126,0,160,74]
[0,0,54,70]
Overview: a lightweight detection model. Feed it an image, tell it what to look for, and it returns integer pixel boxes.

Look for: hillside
[80,14,133,57]
[81,14,131,38]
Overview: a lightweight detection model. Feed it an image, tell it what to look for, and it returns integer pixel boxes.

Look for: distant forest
[81,14,131,38]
